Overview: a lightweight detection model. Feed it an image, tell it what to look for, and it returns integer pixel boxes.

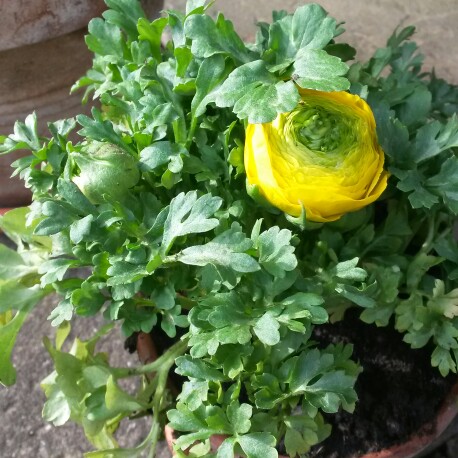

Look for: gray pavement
[1,0,458,457]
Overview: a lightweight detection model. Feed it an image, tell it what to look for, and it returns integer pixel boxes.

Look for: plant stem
[419,211,437,255]
[110,338,188,455]
[112,338,188,378]
[185,116,198,149]
[147,417,161,458]
[177,293,197,310]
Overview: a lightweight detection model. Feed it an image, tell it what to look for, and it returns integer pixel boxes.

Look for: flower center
[287,104,355,154]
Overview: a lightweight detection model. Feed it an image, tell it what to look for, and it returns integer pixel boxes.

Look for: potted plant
[1,1,458,457]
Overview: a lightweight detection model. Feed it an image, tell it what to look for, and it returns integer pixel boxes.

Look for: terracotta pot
[0,0,106,52]
[0,0,164,208]
[0,0,105,208]
[359,381,458,458]
[137,332,159,367]
[0,27,93,207]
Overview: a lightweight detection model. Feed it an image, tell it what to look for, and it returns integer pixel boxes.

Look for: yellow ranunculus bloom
[244,89,388,222]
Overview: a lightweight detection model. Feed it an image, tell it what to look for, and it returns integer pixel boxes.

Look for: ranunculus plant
[1,1,458,457]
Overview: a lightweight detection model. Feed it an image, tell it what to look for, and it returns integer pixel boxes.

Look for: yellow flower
[244,89,388,222]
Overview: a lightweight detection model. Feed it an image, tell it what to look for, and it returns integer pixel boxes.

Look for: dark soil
[309,308,457,458]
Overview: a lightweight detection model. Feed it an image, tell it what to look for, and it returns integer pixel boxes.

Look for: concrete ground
[1,0,458,457]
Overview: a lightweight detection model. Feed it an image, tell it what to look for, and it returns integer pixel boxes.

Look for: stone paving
[1,0,457,457]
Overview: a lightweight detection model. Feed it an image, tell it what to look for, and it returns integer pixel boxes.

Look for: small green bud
[71,143,140,204]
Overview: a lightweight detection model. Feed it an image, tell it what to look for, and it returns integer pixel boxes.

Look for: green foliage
[0,217,49,386]
[210,60,301,124]
[0,0,458,456]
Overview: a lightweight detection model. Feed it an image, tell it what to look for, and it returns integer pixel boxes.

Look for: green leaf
[85,444,146,458]
[106,261,147,286]
[253,313,280,346]
[161,192,222,255]
[332,258,367,281]
[204,293,250,328]
[335,283,376,308]
[394,169,439,209]
[326,43,356,61]
[175,356,225,381]
[266,4,338,64]
[227,402,252,435]
[255,226,297,278]
[372,101,411,167]
[103,0,146,41]
[86,18,124,59]
[48,298,74,327]
[150,284,175,311]
[410,116,458,164]
[105,375,144,413]
[57,179,97,215]
[221,345,248,378]
[38,258,78,287]
[237,433,278,458]
[0,311,26,385]
[77,108,130,153]
[0,244,36,279]
[34,201,76,236]
[398,85,432,127]
[211,60,300,123]
[174,432,214,453]
[56,321,71,351]
[184,13,254,65]
[71,282,106,317]
[138,17,168,61]
[167,404,209,431]
[70,215,94,245]
[426,156,458,214]
[176,223,260,273]
[293,48,349,91]
[192,54,227,118]
[138,100,180,131]
[139,142,187,172]
[0,113,40,153]
[280,293,328,324]
[41,383,71,426]
[431,346,456,377]
[217,438,237,458]
[428,280,458,319]
[284,427,310,457]
[0,292,42,385]
[434,235,458,263]
[406,253,443,290]
[289,348,358,413]
[0,283,44,314]
[395,294,422,333]
[186,0,210,15]
[174,46,193,77]
[0,207,51,250]
[178,380,209,411]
